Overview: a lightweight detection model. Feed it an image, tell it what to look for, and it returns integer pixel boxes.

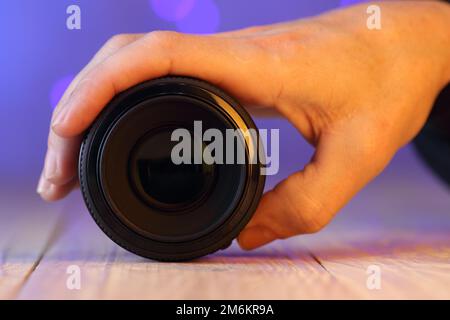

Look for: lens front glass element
[129,126,215,211]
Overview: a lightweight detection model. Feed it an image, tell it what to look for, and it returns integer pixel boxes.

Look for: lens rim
[79,77,265,261]
[98,94,248,242]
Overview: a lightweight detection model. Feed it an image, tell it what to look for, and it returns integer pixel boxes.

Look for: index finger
[51,31,279,138]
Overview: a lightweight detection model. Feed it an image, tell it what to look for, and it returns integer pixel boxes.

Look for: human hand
[38,1,450,249]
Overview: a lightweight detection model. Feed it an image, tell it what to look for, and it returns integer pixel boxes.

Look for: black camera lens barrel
[79,77,265,261]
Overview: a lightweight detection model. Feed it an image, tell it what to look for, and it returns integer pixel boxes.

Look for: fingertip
[36,174,49,196]
[37,178,77,202]
[51,104,87,138]
[37,183,60,202]
[51,120,78,139]
[45,156,77,186]
[237,233,253,251]
[42,149,77,187]
[51,103,71,136]
[46,174,76,187]
[238,225,277,250]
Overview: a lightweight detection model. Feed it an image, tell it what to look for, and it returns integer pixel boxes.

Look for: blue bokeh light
[0,0,337,181]
[176,0,220,34]
[150,0,196,22]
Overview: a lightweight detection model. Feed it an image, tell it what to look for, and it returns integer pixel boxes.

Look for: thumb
[238,123,394,250]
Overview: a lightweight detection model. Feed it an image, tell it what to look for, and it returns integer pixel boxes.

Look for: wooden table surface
[1,144,449,299]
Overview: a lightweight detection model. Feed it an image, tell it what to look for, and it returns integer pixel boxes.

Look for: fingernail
[52,104,69,129]
[238,226,276,250]
[36,175,50,194]
[43,150,57,180]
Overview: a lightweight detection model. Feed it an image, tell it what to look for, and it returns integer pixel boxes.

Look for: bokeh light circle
[176,0,220,34]
[150,0,196,22]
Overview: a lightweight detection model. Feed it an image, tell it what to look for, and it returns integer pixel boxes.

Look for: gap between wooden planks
[15,192,450,299]
[0,188,64,299]
[15,193,333,299]
[2,144,450,299]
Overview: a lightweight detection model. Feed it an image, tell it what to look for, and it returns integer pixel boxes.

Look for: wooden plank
[11,145,450,299]
[298,145,450,299]
[0,186,63,299]
[18,191,331,299]
[295,230,450,299]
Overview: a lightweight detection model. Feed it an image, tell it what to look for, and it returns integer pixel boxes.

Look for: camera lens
[129,125,216,210]
[79,77,265,261]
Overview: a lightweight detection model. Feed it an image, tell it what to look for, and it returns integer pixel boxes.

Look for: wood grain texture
[0,189,63,299]
[1,145,449,299]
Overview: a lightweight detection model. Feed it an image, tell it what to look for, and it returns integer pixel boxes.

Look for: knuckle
[248,33,300,102]
[82,61,111,89]
[106,33,133,48]
[251,31,301,51]
[144,30,181,50]
[241,26,265,34]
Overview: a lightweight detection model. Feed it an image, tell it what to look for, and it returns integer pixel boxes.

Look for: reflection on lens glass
[129,126,215,211]
[137,160,210,205]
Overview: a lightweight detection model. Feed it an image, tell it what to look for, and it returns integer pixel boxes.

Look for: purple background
[1,0,446,208]
[1,3,450,300]
[1,0,356,187]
